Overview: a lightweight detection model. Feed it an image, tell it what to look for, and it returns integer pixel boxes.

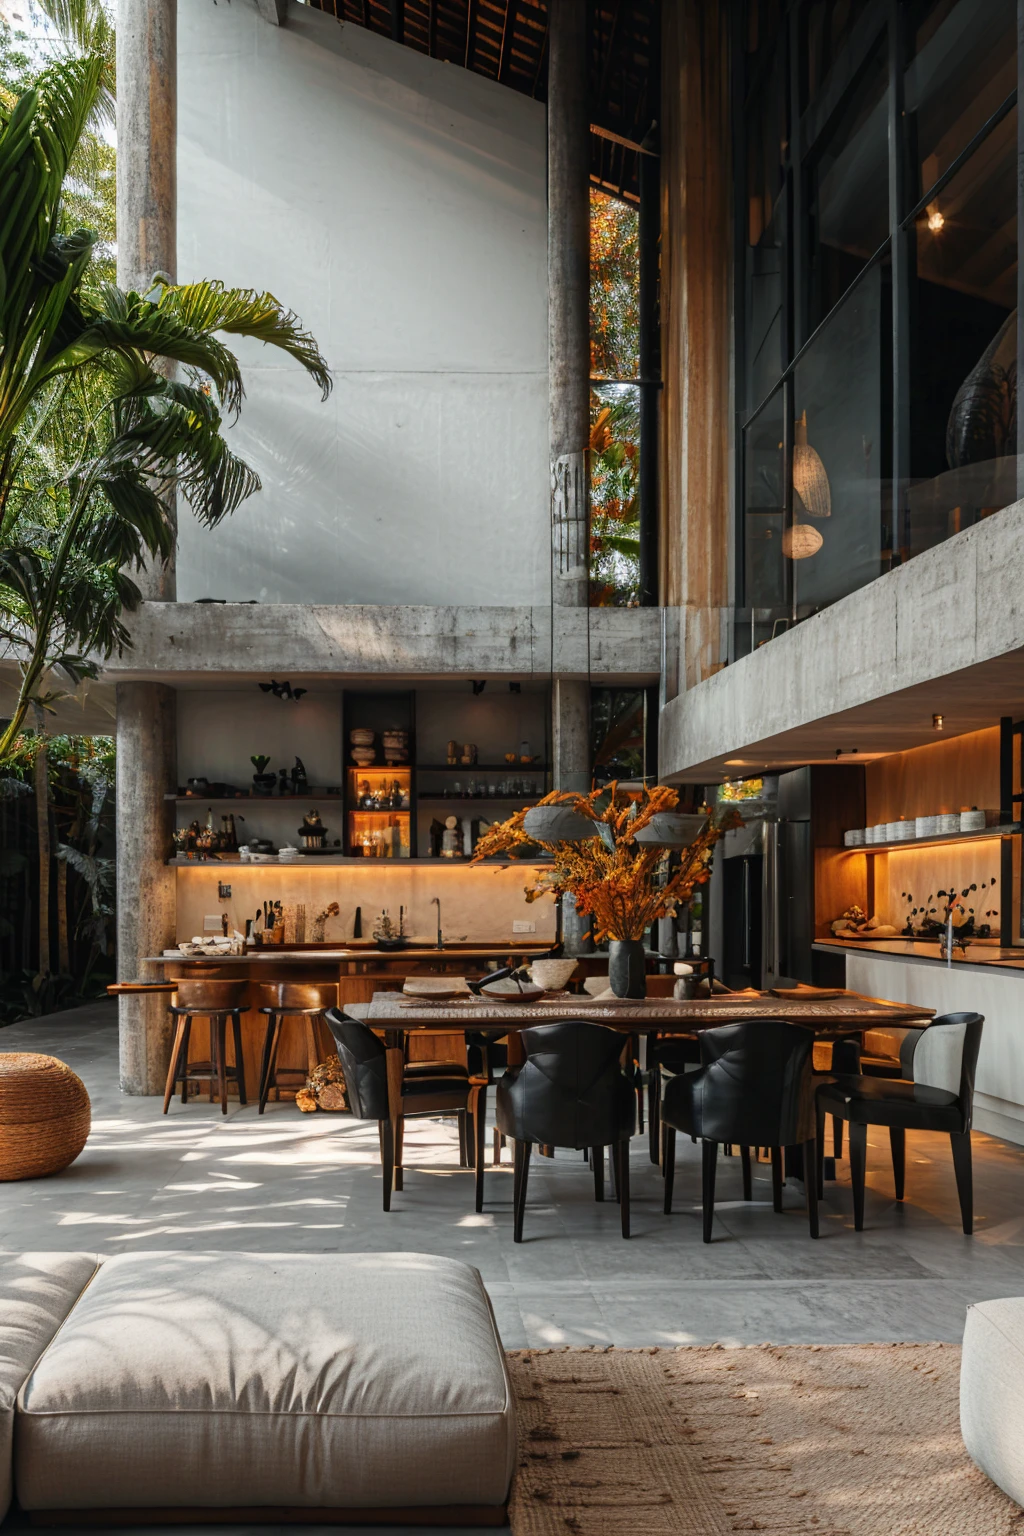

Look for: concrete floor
[2,1002,1023,1535]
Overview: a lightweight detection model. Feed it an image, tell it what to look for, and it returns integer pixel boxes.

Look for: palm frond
[159,281,333,403]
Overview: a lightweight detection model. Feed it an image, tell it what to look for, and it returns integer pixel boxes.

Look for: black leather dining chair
[815,1011,984,1234]
[495,1021,636,1241]
[325,1010,485,1212]
[660,1019,818,1242]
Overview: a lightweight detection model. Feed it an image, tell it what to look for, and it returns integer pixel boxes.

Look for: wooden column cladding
[660,1,732,692]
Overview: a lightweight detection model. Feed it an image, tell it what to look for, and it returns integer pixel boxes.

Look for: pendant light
[792,410,831,518]
[523,806,599,843]
[781,519,824,560]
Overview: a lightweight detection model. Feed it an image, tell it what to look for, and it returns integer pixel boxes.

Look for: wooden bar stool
[163,979,250,1115]
[256,983,338,1113]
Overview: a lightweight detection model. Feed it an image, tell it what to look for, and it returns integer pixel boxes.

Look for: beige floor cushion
[961,1297,1024,1507]
[16,1250,515,1513]
[0,1252,98,1519]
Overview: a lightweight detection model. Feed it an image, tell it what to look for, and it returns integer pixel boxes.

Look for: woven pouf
[0,1055,91,1180]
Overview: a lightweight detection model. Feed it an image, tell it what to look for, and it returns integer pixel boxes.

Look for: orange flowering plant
[471,784,741,943]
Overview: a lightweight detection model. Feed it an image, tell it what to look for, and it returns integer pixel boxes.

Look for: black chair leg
[833,1115,844,1160]
[740,1145,752,1202]
[394,1115,404,1192]
[848,1120,867,1231]
[474,1086,486,1213]
[648,1076,660,1163]
[889,1125,906,1200]
[804,1137,819,1238]
[214,1014,229,1115]
[770,1146,783,1212]
[611,1141,621,1203]
[950,1130,974,1235]
[618,1140,630,1239]
[663,1126,677,1214]
[380,1117,395,1213]
[701,1139,718,1243]
[592,1145,604,1201]
[513,1140,531,1242]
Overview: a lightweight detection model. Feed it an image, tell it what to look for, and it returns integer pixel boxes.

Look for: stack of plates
[843,828,866,847]
[937,812,960,834]
[278,846,302,863]
[915,815,939,837]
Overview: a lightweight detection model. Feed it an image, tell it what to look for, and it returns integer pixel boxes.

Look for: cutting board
[402,977,472,999]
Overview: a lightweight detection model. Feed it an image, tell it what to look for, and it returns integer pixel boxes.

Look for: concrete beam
[660,500,1024,781]
[98,603,663,684]
[256,0,289,24]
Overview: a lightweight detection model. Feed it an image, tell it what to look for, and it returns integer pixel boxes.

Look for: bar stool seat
[163,980,250,1116]
[257,983,338,1113]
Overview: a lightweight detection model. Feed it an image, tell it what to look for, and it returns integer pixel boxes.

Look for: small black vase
[608,938,646,999]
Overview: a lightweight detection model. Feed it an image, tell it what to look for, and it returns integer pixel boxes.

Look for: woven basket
[0,1053,91,1180]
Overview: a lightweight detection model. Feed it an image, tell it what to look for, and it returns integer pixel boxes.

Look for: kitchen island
[144,940,556,1094]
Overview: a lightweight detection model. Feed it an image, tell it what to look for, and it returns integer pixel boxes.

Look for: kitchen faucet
[431,896,443,949]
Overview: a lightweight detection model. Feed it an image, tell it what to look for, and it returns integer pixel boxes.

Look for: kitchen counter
[146,941,554,964]
[813,938,1024,972]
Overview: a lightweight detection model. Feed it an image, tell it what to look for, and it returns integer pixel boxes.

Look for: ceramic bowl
[480,979,547,1005]
[528,958,578,991]
[350,728,375,746]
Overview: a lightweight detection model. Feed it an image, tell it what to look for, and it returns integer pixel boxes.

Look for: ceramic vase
[608,938,646,999]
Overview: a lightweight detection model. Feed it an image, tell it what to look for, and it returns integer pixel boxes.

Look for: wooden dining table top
[352,990,935,1035]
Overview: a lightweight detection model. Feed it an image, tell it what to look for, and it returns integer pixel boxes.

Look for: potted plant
[471,785,739,997]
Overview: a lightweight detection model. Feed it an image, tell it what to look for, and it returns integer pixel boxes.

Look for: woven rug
[507,1344,1023,1536]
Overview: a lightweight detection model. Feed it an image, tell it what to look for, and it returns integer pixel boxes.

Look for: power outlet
[203,914,224,932]
[512,920,536,933]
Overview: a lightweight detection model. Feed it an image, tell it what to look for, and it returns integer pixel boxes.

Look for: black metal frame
[732,0,1022,650]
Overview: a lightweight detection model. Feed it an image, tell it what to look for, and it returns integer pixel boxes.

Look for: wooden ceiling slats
[306,0,657,200]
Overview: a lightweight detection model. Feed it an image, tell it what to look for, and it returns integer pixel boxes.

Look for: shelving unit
[168,793,341,803]
[167,854,549,867]
[846,824,1021,855]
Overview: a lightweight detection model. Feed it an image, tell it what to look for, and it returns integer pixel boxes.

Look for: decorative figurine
[251,755,276,796]
[298,810,328,849]
[291,756,309,793]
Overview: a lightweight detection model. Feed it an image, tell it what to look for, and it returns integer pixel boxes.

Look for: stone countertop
[814,938,1024,972]
[145,941,554,964]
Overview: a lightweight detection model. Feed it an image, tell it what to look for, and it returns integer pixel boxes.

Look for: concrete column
[547,0,591,789]
[117,0,176,602]
[116,684,178,1094]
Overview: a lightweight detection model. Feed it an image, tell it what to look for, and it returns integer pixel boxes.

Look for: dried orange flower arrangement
[471,784,739,942]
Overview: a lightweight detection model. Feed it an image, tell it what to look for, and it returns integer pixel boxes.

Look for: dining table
[347,989,936,1187]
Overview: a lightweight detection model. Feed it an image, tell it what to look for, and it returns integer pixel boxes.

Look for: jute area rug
[507,1344,1023,1536]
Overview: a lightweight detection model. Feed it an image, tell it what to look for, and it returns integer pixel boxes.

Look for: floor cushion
[16,1250,515,1515]
[961,1297,1024,1506]
[0,1252,98,1518]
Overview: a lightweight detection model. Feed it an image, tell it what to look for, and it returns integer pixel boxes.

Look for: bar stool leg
[214,1013,229,1114]
[305,1013,320,1076]
[258,1015,278,1114]
[232,1010,247,1106]
[180,1016,193,1104]
[163,1016,187,1114]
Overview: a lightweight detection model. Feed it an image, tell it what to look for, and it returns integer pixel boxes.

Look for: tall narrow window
[589,191,641,607]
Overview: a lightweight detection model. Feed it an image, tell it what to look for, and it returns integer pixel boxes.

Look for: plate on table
[479,980,547,1005]
[403,977,472,999]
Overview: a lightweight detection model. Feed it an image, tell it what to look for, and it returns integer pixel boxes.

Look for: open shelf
[416,763,549,772]
[168,793,341,803]
[845,823,1021,855]
[168,854,550,867]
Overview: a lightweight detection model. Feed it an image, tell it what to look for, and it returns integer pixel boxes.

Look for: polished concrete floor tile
[2,1004,1023,1351]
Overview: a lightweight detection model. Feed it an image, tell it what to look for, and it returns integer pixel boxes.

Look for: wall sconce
[927,207,944,233]
[793,411,831,518]
[933,713,944,730]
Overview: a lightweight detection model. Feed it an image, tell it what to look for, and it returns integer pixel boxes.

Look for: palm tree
[0,55,332,766]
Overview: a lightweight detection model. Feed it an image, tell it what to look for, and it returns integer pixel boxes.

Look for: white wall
[176,0,548,605]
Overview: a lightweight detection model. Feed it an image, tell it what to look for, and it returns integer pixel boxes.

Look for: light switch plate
[203,915,223,932]
[512,920,536,933]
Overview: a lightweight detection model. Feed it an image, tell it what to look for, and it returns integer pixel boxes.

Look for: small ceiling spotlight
[927,207,945,233]
[471,680,487,696]
[933,713,944,730]
[259,680,306,701]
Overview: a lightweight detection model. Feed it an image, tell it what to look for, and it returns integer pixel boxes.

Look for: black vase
[608,938,646,999]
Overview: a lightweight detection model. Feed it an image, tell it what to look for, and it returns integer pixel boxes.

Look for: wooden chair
[163,979,249,1115]
[256,982,338,1113]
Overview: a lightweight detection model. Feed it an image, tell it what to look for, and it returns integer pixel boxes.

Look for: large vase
[608,939,646,999]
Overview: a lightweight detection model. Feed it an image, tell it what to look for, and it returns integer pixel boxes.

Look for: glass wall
[734,0,1020,659]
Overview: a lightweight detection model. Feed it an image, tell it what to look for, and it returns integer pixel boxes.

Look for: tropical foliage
[472,785,739,942]
[0,54,332,768]
[589,193,641,606]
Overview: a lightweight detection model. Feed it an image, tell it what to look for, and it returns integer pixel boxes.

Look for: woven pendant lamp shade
[0,1053,91,1180]
[792,411,831,518]
[781,519,824,560]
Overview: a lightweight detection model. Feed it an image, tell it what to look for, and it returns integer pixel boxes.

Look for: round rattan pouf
[0,1053,91,1180]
